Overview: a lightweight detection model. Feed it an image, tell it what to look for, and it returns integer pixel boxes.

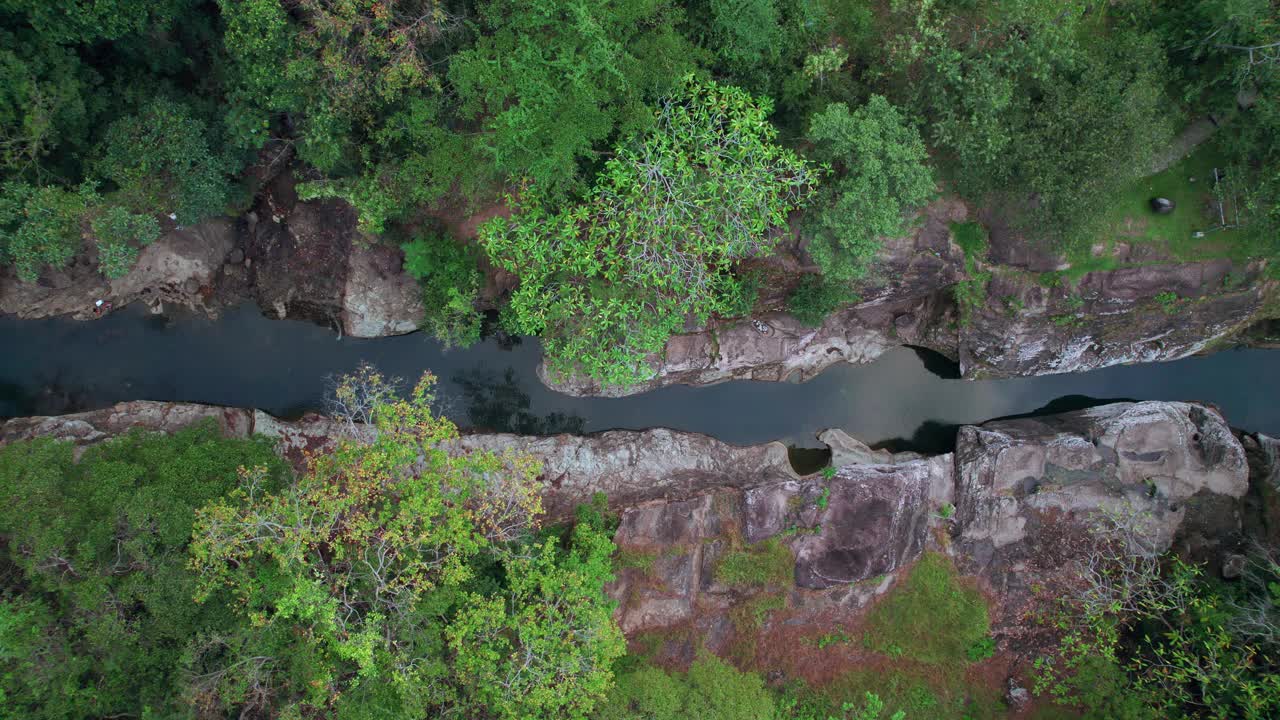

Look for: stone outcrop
[0,402,795,517]
[0,398,1258,651]
[961,260,1274,379]
[340,242,425,338]
[2,185,424,339]
[0,400,252,445]
[1243,433,1280,544]
[456,430,795,515]
[953,402,1248,588]
[0,220,235,320]
[608,401,1250,643]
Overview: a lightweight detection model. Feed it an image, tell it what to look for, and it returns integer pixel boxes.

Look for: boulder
[248,199,353,326]
[340,242,424,338]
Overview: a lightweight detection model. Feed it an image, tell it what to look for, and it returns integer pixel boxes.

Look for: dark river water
[2,303,1277,451]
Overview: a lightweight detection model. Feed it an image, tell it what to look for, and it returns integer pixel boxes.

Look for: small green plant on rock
[966,636,996,662]
[716,537,795,589]
[951,222,992,326]
[937,503,955,520]
[1155,290,1180,314]
[814,630,852,649]
[821,465,838,480]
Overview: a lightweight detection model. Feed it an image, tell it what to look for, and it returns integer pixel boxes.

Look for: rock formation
[3,398,1260,657]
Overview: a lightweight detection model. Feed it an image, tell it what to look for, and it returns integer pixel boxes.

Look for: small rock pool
[3,303,1278,451]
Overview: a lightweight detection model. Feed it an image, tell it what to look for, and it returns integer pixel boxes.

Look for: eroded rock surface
[1,398,1255,652]
[609,401,1249,640]
[0,220,235,320]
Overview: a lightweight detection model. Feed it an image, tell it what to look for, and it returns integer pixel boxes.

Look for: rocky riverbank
[3,184,1277,397]
[544,199,1280,396]
[0,174,424,339]
[3,399,1275,668]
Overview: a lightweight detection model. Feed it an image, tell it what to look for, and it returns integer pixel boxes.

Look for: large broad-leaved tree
[481,76,818,387]
[188,371,625,719]
[805,95,936,282]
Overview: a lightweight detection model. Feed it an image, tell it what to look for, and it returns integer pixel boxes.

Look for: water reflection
[2,303,1278,449]
[453,366,586,435]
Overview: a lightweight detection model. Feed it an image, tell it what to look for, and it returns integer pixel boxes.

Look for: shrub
[402,233,484,349]
[788,274,860,327]
[805,96,936,282]
[598,653,776,720]
[966,636,996,662]
[863,553,990,665]
[89,205,159,278]
[1154,291,1180,315]
[0,181,94,282]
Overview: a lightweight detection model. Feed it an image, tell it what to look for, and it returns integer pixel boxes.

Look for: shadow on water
[987,394,1137,423]
[908,346,961,380]
[873,420,964,455]
[452,366,586,435]
[873,395,1137,455]
[787,445,833,475]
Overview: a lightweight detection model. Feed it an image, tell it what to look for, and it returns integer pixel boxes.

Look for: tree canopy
[482,76,817,386]
[188,372,625,718]
[805,95,935,281]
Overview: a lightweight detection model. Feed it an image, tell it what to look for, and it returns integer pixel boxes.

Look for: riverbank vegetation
[2,390,1279,718]
[0,1,1276,380]
[0,376,624,719]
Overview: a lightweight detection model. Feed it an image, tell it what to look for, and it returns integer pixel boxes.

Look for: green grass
[863,553,991,665]
[615,547,658,574]
[952,221,989,260]
[730,592,788,631]
[715,537,795,589]
[1089,141,1244,262]
[799,666,1007,720]
[951,222,993,325]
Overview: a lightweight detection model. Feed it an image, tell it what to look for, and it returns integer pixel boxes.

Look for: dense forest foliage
[1,0,1277,383]
[0,375,627,719]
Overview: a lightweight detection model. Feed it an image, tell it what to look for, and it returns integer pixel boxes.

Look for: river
[3,303,1277,452]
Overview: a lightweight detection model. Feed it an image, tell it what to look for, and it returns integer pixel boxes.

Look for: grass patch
[863,553,990,665]
[951,222,992,325]
[788,274,861,327]
[716,537,795,589]
[795,665,1007,720]
[730,592,788,632]
[615,547,658,574]
[1090,141,1246,262]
